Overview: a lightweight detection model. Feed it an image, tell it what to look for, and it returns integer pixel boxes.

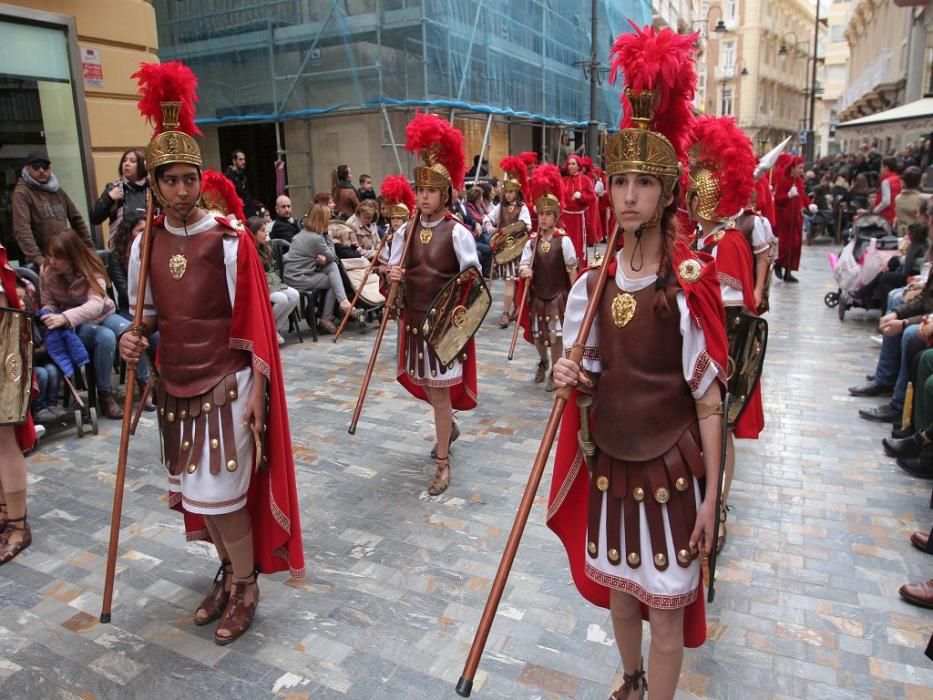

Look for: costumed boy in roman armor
[0,244,36,565]
[560,154,596,266]
[376,176,416,270]
[119,62,304,645]
[200,168,246,225]
[485,155,533,329]
[385,113,481,496]
[548,24,728,699]
[517,164,578,391]
[687,114,765,551]
[773,153,809,283]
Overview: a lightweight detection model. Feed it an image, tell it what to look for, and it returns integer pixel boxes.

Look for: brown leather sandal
[608,664,647,699]
[0,516,31,565]
[427,456,450,496]
[214,568,260,645]
[498,312,510,328]
[194,560,232,626]
[534,360,548,383]
[431,419,460,459]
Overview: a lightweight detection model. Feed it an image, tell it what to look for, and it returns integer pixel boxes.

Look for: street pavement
[1,245,931,699]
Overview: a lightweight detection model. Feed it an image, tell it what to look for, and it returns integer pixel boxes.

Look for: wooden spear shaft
[507,236,537,361]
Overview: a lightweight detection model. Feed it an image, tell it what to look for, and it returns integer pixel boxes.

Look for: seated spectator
[107,212,145,317]
[41,229,153,418]
[852,222,929,306]
[332,165,359,220]
[330,219,363,260]
[465,187,492,277]
[283,204,357,335]
[345,200,380,258]
[90,148,148,231]
[896,166,926,235]
[15,281,66,424]
[849,172,872,211]
[358,174,377,202]
[246,216,299,346]
[270,195,301,242]
[314,191,337,219]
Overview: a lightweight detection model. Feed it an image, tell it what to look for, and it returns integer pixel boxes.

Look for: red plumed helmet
[609,21,699,167]
[201,168,245,222]
[380,175,416,217]
[132,61,202,138]
[519,151,539,169]
[530,163,564,215]
[500,154,532,202]
[689,115,757,220]
[405,112,467,190]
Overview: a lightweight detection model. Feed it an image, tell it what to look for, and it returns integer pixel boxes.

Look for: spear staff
[100,189,156,623]
[348,218,415,434]
[456,222,620,697]
[333,231,393,343]
[507,235,537,361]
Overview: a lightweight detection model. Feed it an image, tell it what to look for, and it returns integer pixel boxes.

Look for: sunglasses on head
[29,162,51,171]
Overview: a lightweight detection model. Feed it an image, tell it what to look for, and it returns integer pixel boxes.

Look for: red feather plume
[609,21,699,164]
[132,61,202,138]
[201,168,245,222]
[530,163,564,209]
[500,154,532,203]
[404,112,466,190]
[519,151,539,169]
[380,175,415,213]
[691,115,757,219]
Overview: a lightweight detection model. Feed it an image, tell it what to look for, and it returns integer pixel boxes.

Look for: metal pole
[806,0,820,163]
[381,104,405,174]
[456,1,484,101]
[586,0,600,160]
[474,112,493,179]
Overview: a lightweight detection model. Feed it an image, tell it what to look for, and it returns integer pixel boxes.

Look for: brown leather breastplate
[734,212,756,251]
[533,236,568,300]
[149,224,250,397]
[591,275,696,461]
[405,217,460,313]
[499,204,521,228]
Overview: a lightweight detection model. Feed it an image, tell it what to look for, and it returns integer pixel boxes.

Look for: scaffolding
[154,0,651,132]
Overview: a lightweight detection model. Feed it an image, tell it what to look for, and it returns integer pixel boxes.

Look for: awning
[836,98,933,141]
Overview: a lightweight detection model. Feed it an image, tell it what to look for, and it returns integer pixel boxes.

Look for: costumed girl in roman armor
[485,155,533,329]
[773,153,810,283]
[0,244,36,565]
[516,164,578,391]
[687,114,766,551]
[560,154,596,266]
[119,62,304,645]
[384,113,481,496]
[548,24,728,699]
[734,175,779,314]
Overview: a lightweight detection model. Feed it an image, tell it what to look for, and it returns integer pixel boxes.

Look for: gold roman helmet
[133,62,203,209]
[405,112,466,194]
[530,163,563,216]
[686,115,758,223]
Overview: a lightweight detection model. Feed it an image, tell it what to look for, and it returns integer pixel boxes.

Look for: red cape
[546,240,727,648]
[560,173,595,263]
[774,176,809,271]
[516,230,574,345]
[754,178,776,230]
[0,247,36,452]
[709,229,764,439]
[397,334,478,411]
[171,220,305,578]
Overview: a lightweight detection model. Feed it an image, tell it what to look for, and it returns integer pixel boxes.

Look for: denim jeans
[876,323,923,411]
[34,363,62,410]
[76,313,148,391]
[886,287,905,313]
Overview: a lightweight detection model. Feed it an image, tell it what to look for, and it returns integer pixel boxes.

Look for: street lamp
[692,4,727,37]
[778,32,807,58]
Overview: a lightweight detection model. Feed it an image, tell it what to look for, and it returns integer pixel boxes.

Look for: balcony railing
[836,48,898,112]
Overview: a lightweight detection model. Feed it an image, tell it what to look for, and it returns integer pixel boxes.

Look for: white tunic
[386,216,480,387]
[698,227,746,309]
[562,252,720,607]
[129,215,254,515]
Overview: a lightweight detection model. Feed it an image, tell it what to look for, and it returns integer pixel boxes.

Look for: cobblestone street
[1,245,932,699]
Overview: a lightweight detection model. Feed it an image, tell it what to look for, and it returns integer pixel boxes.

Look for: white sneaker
[870,335,883,346]
[277,333,286,346]
[34,424,46,440]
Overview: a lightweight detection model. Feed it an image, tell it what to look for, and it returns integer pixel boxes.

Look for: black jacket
[107,249,130,313]
[224,165,257,218]
[269,216,300,243]
[90,180,148,226]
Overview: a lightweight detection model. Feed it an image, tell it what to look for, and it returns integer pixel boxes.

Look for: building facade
[152,0,653,217]
[837,0,933,152]
[0,0,157,252]
[700,0,819,156]
[816,0,852,156]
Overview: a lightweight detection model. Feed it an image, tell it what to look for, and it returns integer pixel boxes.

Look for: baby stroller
[825,214,898,321]
[341,257,385,327]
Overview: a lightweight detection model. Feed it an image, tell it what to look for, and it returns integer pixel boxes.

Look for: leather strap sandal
[427,456,450,496]
[431,419,460,460]
[214,567,260,646]
[545,371,556,392]
[0,516,31,565]
[498,312,510,328]
[717,503,732,553]
[608,665,647,700]
[534,360,548,383]
[194,560,232,626]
